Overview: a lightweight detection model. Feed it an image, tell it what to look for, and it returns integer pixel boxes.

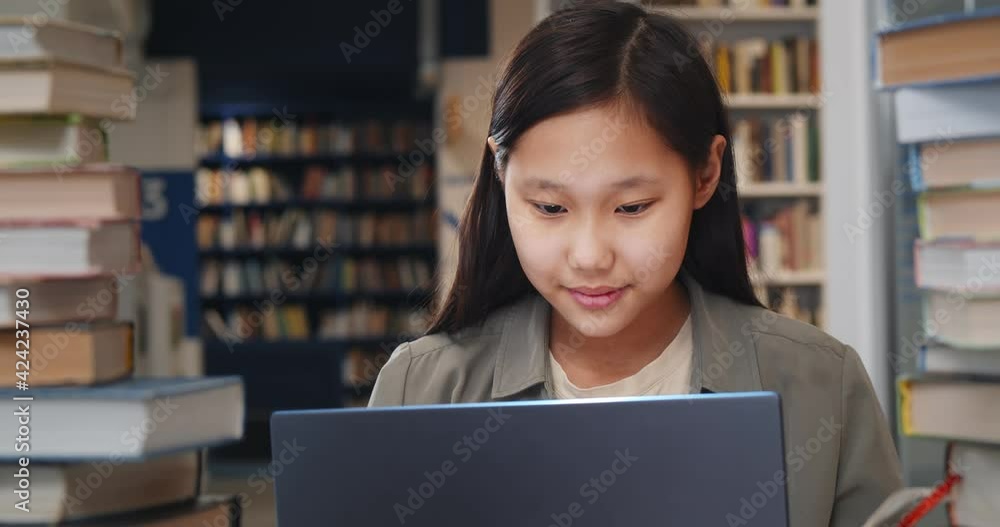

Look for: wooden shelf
[725,93,822,109]
[753,269,825,287]
[739,182,823,198]
[655,6,819,22]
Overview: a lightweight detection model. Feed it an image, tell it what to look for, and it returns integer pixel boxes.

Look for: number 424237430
[13,289,29,384]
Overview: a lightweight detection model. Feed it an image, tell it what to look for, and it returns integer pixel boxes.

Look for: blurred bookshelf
[195,102,438,459]
[877,0,1000,523]
[670,0,827,328]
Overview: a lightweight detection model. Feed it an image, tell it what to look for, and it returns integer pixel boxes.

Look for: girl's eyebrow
[521,174,657,191]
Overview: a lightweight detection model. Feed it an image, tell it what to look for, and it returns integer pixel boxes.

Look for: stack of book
[877,7,1000,524]
[0,19,243,525]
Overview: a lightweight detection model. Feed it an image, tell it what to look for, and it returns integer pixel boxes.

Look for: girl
[370,3,902,525]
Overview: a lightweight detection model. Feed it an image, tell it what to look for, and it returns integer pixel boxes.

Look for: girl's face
[499,104,724,339]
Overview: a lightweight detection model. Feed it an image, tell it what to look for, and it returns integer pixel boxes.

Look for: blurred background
[1,0,998,525]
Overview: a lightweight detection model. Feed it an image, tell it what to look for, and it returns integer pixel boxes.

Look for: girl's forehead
[505,107,686,190]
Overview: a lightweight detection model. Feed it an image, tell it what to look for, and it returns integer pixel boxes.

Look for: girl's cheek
[622,219,688,286]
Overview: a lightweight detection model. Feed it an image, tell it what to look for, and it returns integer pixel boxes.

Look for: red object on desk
[897,473,962,527]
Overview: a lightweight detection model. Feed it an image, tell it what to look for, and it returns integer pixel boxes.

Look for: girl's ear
[693,134,726,209]
[487,136,504,185]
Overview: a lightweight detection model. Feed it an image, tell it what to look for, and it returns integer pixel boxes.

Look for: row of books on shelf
[196,163,433,204]
[712,36,819,96]
[741,202,823,275]
[201,256,434,297]
[733,112,820,183]
[196,210,436,250]
[203,304,430,342]
[657,0,816,7]
[198,117,432,158]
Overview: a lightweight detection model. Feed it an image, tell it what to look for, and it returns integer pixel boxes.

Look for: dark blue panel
[140,171,200,337]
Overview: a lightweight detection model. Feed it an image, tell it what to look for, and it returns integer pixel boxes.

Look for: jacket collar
[490,272,763,399]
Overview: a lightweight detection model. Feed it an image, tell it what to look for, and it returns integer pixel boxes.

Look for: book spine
[908,144,924,192]
[897,377,914,436]
[916,193,931,239]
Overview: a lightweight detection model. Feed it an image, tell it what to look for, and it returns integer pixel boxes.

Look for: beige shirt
[548,316,693,399]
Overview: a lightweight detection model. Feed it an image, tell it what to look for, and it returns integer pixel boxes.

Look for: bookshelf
[679,1,827,328]
[195,101,437,459]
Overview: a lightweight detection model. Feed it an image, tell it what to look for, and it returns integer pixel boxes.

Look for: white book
[790,114,809,183]
[923,291,1000,349]
[0,18,122,69]
[0,377,243,459]
[732,118,754,184]
[0,452,199,524]
[915,241,1000,293]
[221,118,242,157]
[0,115,106,168]
[228,170,251,205]
[921,345,1000,376]
[0,221,137,276]
[249,167,271,203]
[0,59,135,119]
[895,80,1000,144]
[0,275,117,328]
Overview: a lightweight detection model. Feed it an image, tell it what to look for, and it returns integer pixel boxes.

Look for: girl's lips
[568,286,627,309]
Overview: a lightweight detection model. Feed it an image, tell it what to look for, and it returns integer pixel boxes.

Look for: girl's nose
[567,222,614,272]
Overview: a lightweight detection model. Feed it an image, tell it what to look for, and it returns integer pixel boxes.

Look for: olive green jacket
[369,274,903,526]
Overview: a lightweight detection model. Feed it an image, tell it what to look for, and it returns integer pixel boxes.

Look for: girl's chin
[552,304,633,339]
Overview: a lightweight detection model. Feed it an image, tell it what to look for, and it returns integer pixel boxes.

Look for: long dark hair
[428,2,761,335]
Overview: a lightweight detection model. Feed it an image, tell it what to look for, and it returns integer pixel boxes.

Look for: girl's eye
[533,203,567,216]
[616,202,651,215]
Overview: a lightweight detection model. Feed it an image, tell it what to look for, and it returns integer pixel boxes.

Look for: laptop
[270,392,788,526]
